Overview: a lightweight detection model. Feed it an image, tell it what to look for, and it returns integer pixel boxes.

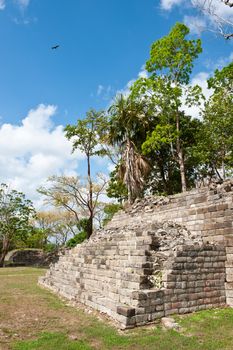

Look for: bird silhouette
[51,45,60,50]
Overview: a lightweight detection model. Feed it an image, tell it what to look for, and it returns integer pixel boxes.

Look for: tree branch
[222,0,233,7]
[193,0,233,39]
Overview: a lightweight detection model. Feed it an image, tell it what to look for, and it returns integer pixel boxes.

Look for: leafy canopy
[0,184,35,243]
[146,22,202,84]
[65,109,107,157]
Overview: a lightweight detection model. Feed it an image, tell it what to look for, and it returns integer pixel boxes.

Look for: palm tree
[108,94,150,203]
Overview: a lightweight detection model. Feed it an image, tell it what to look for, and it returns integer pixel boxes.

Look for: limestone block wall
[225,236,233,306]
[39,222,226,328]
[163,244,226,315]
[107,180,233,243]
[129,244,226,326]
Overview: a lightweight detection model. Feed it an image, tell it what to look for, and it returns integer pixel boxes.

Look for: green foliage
[107,94,149,148]
[64,110,108,237]
[0,184,35,242]
[102,203,122,226]
[208,62,233,93]
[65,109,108,157]
[142,124,177,154]
[0,184,36,266]
[66,231,87,248]
[107,94,151,202]
[42,242,57,253]
[21,228,47,249]
[106,168,128,203]
[66,218,88,248]
[103,24,232,198]
[130,22,203,193]
[146,22,202,84]
[142,115,202,195]
[191,62,233,181]
[76,217,89,233]
[195,94,233,179]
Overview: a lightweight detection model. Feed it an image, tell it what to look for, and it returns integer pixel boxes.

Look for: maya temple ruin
[39,180,233,329]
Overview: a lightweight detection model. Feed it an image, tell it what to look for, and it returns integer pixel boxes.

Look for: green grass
[0,267,43,275]
[12,332,92,350]
[1,267,233,350]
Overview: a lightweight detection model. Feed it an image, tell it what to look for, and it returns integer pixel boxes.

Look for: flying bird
[51,45,60,50]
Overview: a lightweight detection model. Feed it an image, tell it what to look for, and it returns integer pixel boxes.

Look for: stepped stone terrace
[39,180,233,328]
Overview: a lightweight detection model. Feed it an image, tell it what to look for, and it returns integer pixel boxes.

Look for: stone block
[225,290,233,298]
[226,247,233,254]
[165,309,179,316]
[117,306,135,317]
[226,297,233,307]
[226,269,233,281]
[135,314,148,323]
[135,307,145,315]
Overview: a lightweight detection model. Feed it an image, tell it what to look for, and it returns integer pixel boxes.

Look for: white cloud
[184,15,206,34]
[15,0,30,9]
[13,16,37,25]
[0,0,31,10]
[191,0,233,38]
[117,66,148,97]
[96,84,113,100]
[97,85,104,96]
[160,0,233,33]
[181,72,213,118]
[204,50,233,71]
[161,0,233,18]
[0,104,85,208]
[138,68,148,79]
[160,0,184,10]
[0,0,5,10]
[191,0,233,20]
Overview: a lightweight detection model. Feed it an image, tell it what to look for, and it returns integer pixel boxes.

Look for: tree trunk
[176,113,187,192]
[158,158,169,194]
[86,215,93,239]
[178,147,187,192]
[87,153,93,238]
[222,160,226,180]
[0,237,10,267]
[125,139,137,204]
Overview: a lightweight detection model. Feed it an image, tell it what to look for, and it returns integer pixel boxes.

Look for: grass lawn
[1,267,233,350]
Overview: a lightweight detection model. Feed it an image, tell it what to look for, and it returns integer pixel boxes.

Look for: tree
[106,167,128,203]
[107,94,150,203]
[141,114,202,194]
[65,218,88,248]
[33,210,78,247]
[208,62,233,94]
[132,23,202,192]
[194,63,233,180]
[64,110,108,238]
[38,174,108,239]
[0,184,35,267]
[22,227,49,250]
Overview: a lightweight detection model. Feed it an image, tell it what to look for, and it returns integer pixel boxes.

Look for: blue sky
[0,0,232,207]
